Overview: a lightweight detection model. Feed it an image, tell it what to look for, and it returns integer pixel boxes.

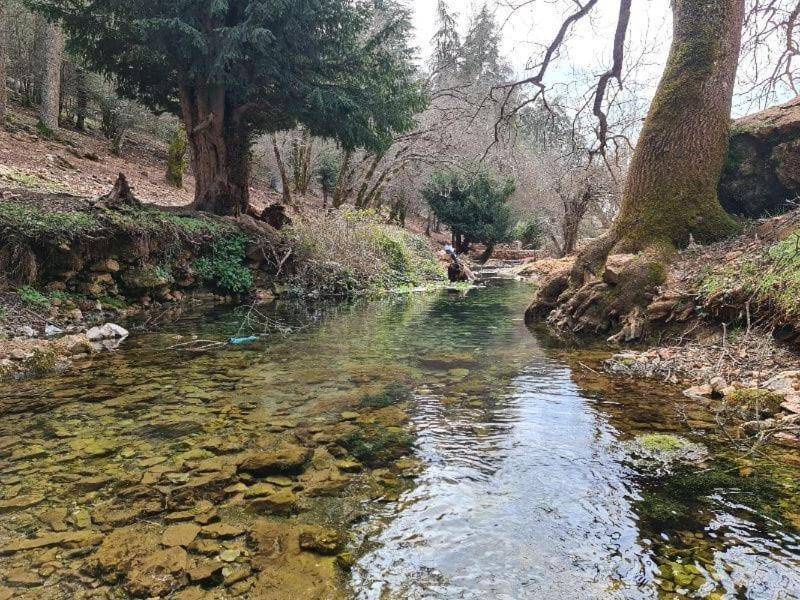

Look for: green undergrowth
[283,208,445,298]
[699,229,800,320]
[193,234,253,294]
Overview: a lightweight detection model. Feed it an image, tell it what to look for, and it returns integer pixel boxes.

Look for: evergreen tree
[431,0,461,79]
[29,0,425,215]
[317,152,339,209]
[423,170,515,260]
[461,3,506,83]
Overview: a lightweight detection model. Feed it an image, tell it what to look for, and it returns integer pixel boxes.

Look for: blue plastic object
[229,335,259,345]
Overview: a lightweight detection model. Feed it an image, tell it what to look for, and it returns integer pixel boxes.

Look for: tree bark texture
[179,84,250,216]
[36,16,63,132]
[271,134,295,209]
[613,0,744,251]
[0,0,7,124]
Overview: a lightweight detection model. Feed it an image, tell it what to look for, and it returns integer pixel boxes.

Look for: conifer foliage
[29,0,425,215]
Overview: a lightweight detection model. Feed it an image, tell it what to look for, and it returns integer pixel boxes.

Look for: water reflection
[351,282,800,600]
[0,281,798,599]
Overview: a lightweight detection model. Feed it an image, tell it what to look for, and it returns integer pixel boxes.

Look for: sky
[408,0,790,117]
[409,0,671,80]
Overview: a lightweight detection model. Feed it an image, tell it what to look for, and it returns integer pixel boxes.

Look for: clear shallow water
[0,280,799,599]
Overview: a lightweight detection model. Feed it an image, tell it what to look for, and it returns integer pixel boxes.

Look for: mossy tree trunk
[166,125,188,188]
[613,0,744,252]
[530,0,746,335]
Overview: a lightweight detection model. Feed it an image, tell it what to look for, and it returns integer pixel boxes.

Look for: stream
[0,280,799,599]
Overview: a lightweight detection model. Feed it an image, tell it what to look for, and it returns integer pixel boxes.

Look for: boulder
[719,95,800,218]
[86,323,129,341]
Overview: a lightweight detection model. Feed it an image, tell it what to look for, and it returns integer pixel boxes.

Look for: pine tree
[30,0,425,216]
[461,4,506,83]
[431,0,461,79]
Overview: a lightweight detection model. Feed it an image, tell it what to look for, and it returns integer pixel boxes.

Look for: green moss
[27,347,59,374]
[637,492,692,528]
[340,424,414,468]
[613,0,741,251]
[97,295,129,310]
[639,434,688,452]
[725,388,783,419]
[166,125,188,188]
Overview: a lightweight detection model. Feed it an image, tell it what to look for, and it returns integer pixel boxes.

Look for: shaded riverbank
[0,281,798,598]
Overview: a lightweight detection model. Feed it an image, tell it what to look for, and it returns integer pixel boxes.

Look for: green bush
[513,216,545,249]
[193,235,253,294]
[423,170,516,253]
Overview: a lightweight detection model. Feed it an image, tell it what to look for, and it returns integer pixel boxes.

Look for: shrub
[285,209,444,297]
[423,170,516,255]
[513,216,546,249]
[194,235,253,294]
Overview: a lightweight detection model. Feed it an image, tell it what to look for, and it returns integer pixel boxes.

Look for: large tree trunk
[36,16,63,132]
[0,0,7,124]
[613,0,744,251]
[179,85,250,216]
[527,0,746,338]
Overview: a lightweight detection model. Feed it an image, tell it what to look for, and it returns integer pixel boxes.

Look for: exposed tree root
[526,242,668,340]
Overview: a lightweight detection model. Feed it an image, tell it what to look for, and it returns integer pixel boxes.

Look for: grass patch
[17,286,50,308]
[0,202,101,242]
[700,229,800,320]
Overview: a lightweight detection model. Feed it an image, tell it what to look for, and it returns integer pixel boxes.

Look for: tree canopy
[29,0,426,214]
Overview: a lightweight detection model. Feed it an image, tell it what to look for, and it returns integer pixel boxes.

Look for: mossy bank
[0,188,446,378]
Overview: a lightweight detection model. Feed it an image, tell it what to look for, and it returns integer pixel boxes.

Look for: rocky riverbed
[0,344,420,599]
